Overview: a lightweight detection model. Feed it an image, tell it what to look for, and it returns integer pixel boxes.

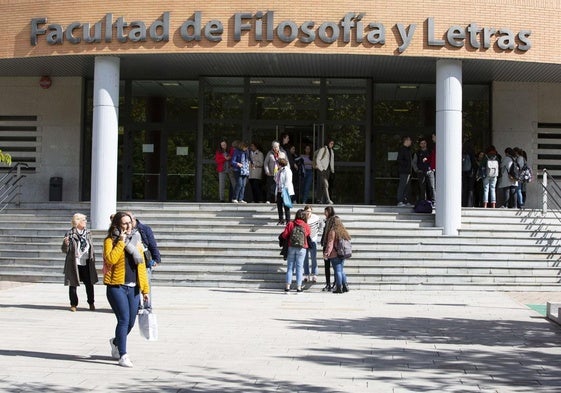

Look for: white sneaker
[109,338,119,359]
[240,200,247,203]
[118,354,133,368]
[397,202,405,207]
[232,199,238,203]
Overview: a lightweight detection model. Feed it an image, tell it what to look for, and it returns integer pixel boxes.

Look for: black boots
[333,284,349,294]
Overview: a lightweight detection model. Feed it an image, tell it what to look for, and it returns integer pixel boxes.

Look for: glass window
[325,124,366,162]
[250,78,320,120]
[203,77,244,120]
[372,83,490,205]
[327,79,367,122]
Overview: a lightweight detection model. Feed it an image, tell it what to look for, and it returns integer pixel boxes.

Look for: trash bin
[49,177,63,201]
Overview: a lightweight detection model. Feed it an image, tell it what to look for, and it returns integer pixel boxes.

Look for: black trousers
[323,258,331,284]
[69,264,95,307]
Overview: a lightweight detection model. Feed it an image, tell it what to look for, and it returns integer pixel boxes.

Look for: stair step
[1,203,560,290]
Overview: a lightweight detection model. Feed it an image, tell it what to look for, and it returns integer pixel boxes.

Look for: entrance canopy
[1,53,561,83]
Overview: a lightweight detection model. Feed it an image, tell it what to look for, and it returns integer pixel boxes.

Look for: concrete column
[435,59,462,236]
[90,56,120,229]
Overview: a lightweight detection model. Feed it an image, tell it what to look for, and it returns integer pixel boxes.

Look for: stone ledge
[546,302,561,325]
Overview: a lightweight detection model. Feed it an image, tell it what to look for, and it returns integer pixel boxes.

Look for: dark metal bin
[49,177,63,201]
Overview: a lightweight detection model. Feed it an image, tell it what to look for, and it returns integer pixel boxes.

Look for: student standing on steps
[303,204,323,283]
[280,209,311,292]
[323,216,351,294]
[274,157,294,225]
[320,206,336,291]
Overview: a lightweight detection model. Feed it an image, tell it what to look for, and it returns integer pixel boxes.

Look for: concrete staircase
[0,202,560,291]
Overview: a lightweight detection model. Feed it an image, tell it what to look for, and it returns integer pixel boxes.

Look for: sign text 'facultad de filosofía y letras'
[30,11,532,53]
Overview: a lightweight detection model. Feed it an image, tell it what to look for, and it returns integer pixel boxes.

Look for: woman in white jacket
[275,158,295,225]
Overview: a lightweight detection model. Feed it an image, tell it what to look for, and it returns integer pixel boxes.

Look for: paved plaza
[1,282,561,392]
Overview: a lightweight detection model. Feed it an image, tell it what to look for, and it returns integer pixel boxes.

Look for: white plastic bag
[138,308,158,341]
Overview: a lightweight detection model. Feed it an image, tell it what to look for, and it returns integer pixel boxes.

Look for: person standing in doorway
[396,136,413,207]
[481,146,499,208]
[300,144,314,204]
[461,140,476,207]
[427,133,437,204]
[513,147,527,209]
[214,139,234,202]
[62,213,98,312]
[231,141,250,203]
[412,137,435,203]
[498,147,518,208]
[315,138,335,204]
[264,141,287,204]
[249,142,264,202]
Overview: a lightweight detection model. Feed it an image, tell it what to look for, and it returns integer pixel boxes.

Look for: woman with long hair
[323,215,351,293]
[320,206,336,291]
[104,211,150,368]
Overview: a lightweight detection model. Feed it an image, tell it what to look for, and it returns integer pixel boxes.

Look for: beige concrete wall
[0,77,83,202]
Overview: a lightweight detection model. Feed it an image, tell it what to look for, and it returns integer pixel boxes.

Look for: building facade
[1,1,561,232]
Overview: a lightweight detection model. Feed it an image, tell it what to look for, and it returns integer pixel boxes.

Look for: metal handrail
[541,169,561,221]
[0,162,28,212]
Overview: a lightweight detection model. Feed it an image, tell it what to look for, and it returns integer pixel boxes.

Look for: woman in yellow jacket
[104,211,150,368]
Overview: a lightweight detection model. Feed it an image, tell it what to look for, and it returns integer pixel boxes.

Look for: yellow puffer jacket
[103,237,150,295]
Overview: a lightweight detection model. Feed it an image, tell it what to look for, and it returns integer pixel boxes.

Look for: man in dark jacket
[129,213,161,308]
[413,137,435,203]
[396,136,413,206]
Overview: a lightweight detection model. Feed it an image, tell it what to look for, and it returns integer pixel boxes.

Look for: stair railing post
[543,168,548,215]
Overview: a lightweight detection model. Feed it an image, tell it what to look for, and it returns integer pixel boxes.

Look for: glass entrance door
[249,123,324,203]
[123,128,196,201]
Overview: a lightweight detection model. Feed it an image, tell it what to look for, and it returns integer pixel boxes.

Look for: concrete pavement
[1,282,561,392]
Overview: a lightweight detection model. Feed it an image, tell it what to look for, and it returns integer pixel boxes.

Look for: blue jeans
[516,183,524,207]
[330,257,347,287]
[234,173,248,201]
[286,247,306,287]
[482,176,497,203]
[301,170,313,203]
[106,285,140,357]
[304,241,318,276]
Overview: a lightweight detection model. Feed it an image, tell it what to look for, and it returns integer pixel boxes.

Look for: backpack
[519,162,533,183]
[462,153,472,172]
[508,157,520,180]
[414,199,433,213]
[336,237,352,259]
[486,155,499,178]
[289,223,306,248]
